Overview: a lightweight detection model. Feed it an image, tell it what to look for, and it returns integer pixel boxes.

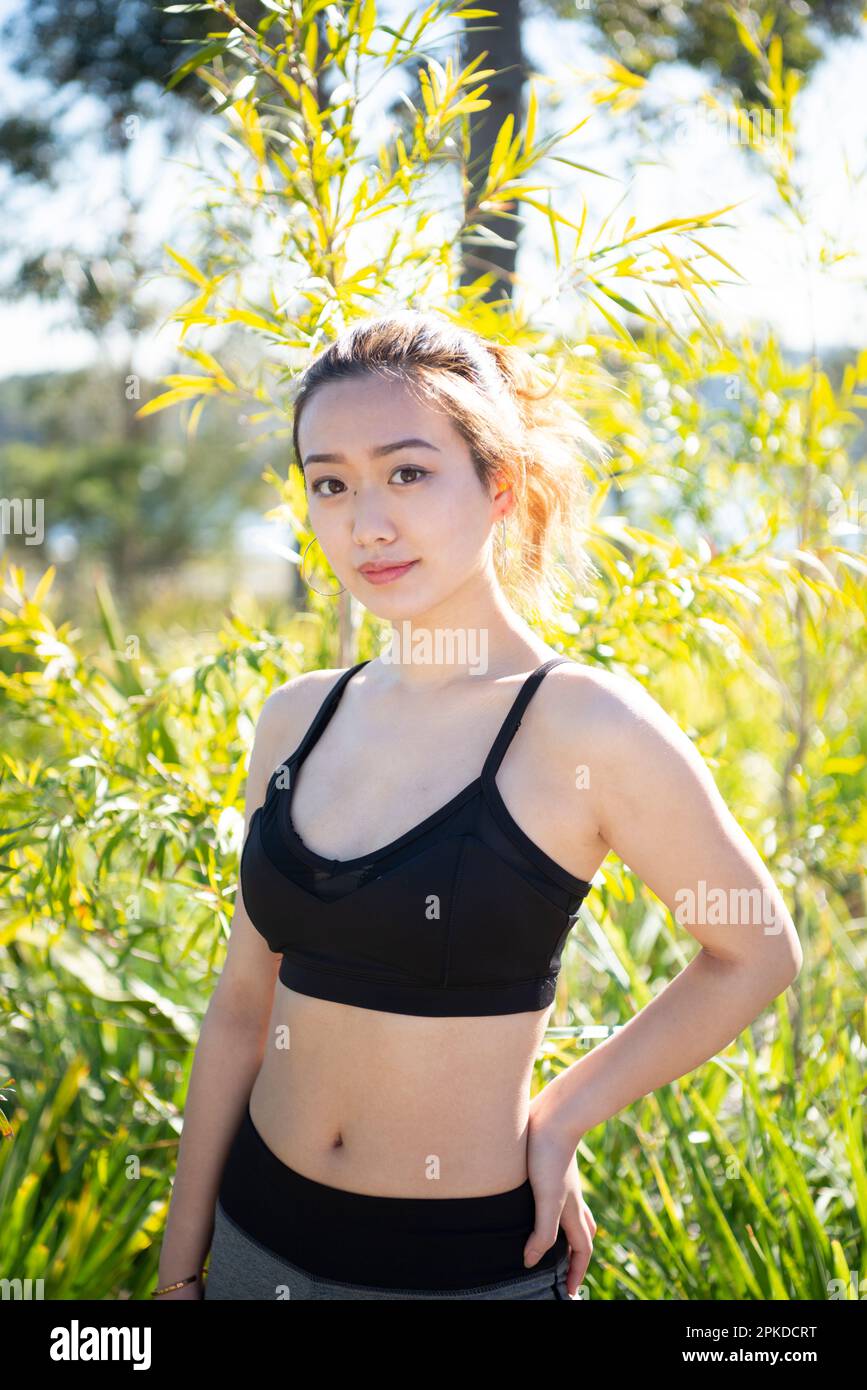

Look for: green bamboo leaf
[586,294,639,348]
[550,156,613,180]
[726,7,767,66]
[165,40,229,91]
[134,385,211,418]
[164,245,210,288]
[488,113,515,185]
[524,80,537,153]
[304,19,319,71]
[358,0,377,51]
[587,279,654,321]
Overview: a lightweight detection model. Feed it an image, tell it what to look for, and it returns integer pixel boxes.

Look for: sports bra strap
[291,654,571,778]
[291,660,372,764]
[480,656,572,785]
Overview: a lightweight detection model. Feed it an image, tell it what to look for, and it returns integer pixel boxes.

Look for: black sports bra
[240,656,593,1017]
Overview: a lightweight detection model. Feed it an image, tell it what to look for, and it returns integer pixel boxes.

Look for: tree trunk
[459,0,527,306]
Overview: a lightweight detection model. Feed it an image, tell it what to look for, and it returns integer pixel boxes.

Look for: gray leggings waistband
[204,1200,574,1301]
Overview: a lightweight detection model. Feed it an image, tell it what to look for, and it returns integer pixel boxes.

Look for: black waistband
[216,1104,569,1290]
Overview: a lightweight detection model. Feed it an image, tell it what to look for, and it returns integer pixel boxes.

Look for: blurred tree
[3,1,858,180]
[0,2,308,607]
[541,0,863,106]
[4,2,859,329]
[0,0,265,165]
[0,366,277,602]
[0,1,276,340]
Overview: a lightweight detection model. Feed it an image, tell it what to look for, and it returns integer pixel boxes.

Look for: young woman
[154,311,802,1301]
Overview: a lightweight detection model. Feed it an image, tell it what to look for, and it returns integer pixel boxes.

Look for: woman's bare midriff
[247,980,555,1198]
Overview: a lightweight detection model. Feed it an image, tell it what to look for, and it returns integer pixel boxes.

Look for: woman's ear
[492,478,515,518]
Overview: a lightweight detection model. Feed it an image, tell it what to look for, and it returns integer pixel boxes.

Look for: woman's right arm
[153,683,301,1299]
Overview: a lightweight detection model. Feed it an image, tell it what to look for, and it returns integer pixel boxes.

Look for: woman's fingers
[559,1190,595,1295]
[522,1182,564,1267]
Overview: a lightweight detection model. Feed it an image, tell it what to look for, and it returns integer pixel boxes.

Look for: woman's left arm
[524,670,804,1282]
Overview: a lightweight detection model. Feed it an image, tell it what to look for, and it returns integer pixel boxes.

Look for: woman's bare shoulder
[259,665,355,752]
[546,657,653,717]
[544,658,688,763]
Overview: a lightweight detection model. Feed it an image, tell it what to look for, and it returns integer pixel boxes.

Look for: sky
[0,4,864,379]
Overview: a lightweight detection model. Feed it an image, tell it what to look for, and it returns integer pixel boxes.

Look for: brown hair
[289,309,609,622]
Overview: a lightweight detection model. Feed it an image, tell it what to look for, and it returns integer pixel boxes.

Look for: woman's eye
[310,477,345,498]
[310,466,429,497]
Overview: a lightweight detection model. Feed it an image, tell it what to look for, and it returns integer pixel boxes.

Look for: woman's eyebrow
[301,438,441,468]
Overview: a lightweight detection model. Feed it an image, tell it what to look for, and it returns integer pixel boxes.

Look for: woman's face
[296,373,511,618]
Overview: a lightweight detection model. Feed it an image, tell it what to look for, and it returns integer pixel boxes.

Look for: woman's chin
[358,597,431,622]
[349,568,467,622]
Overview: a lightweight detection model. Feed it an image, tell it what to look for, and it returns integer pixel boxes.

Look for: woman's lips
[358,559,419,585]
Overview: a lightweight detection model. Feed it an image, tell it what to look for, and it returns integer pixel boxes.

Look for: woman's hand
[524,1089,595,1298]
